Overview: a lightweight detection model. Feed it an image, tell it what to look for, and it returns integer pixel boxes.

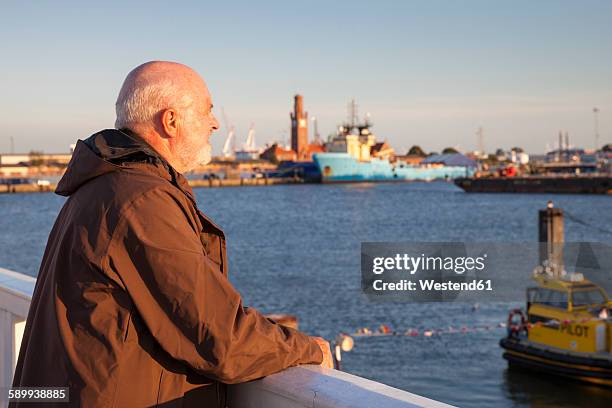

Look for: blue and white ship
[313,104,475,183]
[314,153,474,182]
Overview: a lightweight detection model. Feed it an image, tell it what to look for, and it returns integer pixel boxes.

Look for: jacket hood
[56,129,172,196]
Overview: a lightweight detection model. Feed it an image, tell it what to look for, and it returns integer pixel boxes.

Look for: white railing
[0,267,34,389]
[0,267,452,407]
[228,365,452,407]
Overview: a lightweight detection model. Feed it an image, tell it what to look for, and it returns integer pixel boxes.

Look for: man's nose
[211,114,220,131]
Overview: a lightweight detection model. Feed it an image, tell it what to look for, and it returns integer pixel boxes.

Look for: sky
[1,0,611,155]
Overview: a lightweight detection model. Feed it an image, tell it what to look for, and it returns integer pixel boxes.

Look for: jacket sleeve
[106,188,323,384]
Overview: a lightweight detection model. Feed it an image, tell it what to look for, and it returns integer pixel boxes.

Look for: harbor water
[1,182,611,407]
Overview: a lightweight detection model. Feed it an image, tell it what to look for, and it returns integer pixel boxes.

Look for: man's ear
[161,108,179,138]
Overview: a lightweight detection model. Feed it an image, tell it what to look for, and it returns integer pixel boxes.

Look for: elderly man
[11,61,332,407]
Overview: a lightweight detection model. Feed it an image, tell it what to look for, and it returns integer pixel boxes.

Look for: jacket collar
[57,128,225,238]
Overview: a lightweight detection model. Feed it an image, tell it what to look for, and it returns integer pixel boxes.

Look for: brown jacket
[11,129,322,407]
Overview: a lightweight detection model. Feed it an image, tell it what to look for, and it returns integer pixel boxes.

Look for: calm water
[1,182,611,407]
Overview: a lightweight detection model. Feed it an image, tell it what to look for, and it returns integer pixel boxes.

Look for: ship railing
[0,266,452,407]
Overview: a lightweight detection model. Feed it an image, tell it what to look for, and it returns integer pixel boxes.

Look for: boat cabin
[526,274,612,353]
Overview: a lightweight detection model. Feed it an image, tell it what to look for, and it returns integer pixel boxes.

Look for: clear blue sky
[1,0,611,154]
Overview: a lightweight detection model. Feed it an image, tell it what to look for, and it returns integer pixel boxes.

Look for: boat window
[532,288,568,309]
[572,290,606,307]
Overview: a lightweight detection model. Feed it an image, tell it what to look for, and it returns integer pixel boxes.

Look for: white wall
[0,267,452,407]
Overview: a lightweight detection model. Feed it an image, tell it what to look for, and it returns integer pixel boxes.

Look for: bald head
[114,61,219,172]
[115,61,207,129]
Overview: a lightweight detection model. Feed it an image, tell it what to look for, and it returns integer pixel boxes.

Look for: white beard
[196,144,212,167]
[176,141,212,172]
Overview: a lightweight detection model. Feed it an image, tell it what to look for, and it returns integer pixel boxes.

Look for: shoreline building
[0,150,74,178]
[290,95,309,161]
[289,94,325,161]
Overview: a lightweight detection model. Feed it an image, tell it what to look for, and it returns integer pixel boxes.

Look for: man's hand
[312,337,334,369]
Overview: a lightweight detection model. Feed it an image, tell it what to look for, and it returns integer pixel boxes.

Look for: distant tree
[427,151,439,157]
[487,154,499,163]
[442,147,459,154]
[495,148,505,157]
[511,146,524,153]
[408,145,426,157]
[602,144,612,152]
[29,150,44,166]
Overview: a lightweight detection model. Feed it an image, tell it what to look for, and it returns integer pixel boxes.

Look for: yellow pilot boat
[500,202,612,386]
[500,272,612,386]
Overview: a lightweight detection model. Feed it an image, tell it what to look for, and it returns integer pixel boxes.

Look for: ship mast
[312,116,321,144]
[593,107,600,151]
[348,99,358,132]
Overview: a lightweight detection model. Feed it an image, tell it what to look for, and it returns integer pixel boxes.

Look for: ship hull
[455,176,612,194]
[314,153,473,183]
[500,337,612,386]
